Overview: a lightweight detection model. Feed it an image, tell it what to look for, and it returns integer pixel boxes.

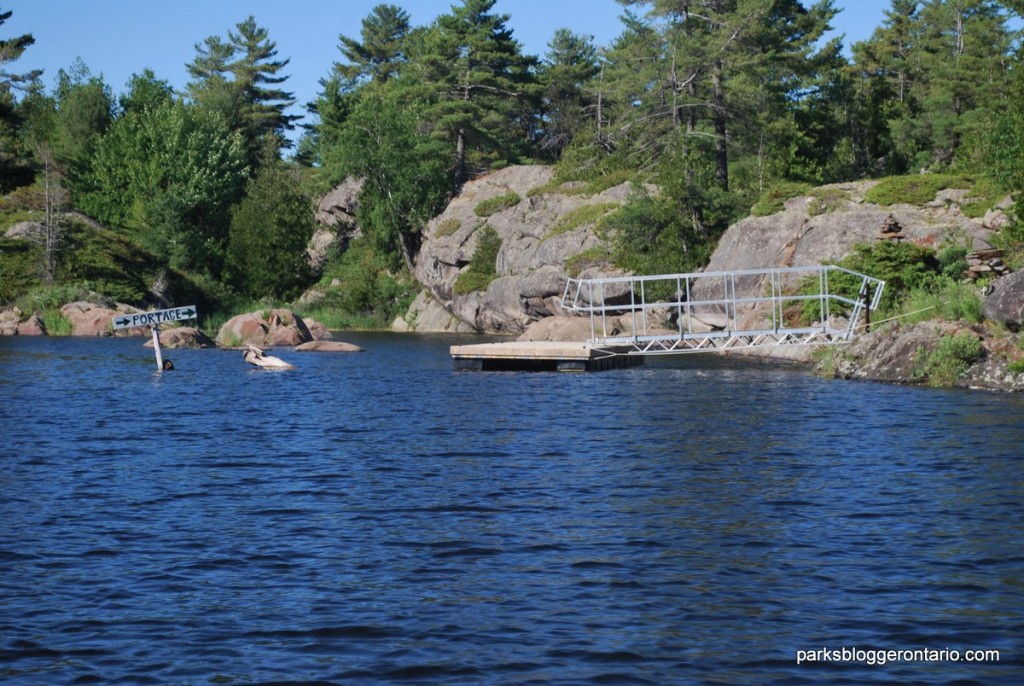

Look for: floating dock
[450,341,642,372]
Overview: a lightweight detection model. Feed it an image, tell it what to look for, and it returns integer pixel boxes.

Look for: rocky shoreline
[813,320,1024,392]
[0,303,357,353]
[4,166,1023,391]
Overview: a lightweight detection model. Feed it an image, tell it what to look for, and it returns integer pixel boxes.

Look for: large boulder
[215,309,317,348]
[983,270,1024,331]
[517,314,678,343]
[60,302,150,336]
[690,180,1004,349]
[517,316,596,342]
[702,180,996,279]
[4,221,42,240]
[411,165,630,335]
[302,317,334,341]
[0,308,22,335]
[16,314,47,336]
[393,290,477,333]
[310,177,365,274]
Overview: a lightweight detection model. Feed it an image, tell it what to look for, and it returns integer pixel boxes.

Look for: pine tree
[50,60,113,187]
[915,0,1016,166]
[852,0,1018,171]
[335,4,411,84]
[0,6,41,192]
[0,6,40,90]
[608,0,839,192]
[537,29,599,158]
[187,16,299,166]
[414,0,540,193]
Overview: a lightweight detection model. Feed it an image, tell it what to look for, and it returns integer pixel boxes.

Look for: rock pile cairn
[966,248,1009,281]
[878,214,904,242]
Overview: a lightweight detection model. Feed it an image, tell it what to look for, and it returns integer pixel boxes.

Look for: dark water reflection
[1,334,1021,684]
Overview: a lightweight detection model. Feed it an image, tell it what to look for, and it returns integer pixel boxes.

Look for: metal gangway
[561,265,885,354]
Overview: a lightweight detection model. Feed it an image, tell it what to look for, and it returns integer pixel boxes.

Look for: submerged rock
[294,340,363,353]
[144,327,215,349]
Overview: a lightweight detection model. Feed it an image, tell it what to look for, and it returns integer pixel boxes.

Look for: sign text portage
[112,306,197,330]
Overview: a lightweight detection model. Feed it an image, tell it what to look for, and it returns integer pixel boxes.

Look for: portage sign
[112,306,197,331]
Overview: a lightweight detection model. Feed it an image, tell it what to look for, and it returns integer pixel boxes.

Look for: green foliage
[991,220,1024,269]
[902,279,983,324]
[840,240,938,313]
[330,84,451,270]
[50,60,113,182]
[936,242,969,280]
[1008,358,1024,375]
[564,246,613,278]
[79,98,249,275]
[474,191,520,217]
[806,188,850,216]
[797,240,939,324]
[334,4,411,85]
[187,16,300,166]
[852,1,1016,175]
[414,0,540,190]
[812,345,845,380]
[454,225,501,295]
[537,29,599,159]
[0,237,39,303]
[435,218,462,237]
[912,331,984,387]
[605,186,717,290]
[545,202,618,241]
[865,174,972,206]
[316,239,416,325]
[528,169,637,198]
[958,176,1006,219]
[15,282,102,311]
[56,219,160,304]
[751,182,812,216]
[225,166,316,301]
[40,310,71,335]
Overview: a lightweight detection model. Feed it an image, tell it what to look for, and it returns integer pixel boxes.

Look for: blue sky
[6,0,893,125]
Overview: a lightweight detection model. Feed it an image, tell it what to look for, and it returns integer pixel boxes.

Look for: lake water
[1,333,1021,685]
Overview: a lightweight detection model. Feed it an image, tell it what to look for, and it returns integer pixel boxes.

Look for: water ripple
[0,336,1021,684]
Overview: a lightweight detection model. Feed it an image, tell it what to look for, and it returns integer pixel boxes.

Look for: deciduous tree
[80,97,248,275]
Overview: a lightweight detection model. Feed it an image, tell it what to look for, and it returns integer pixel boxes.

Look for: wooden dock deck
[450,341,643,372]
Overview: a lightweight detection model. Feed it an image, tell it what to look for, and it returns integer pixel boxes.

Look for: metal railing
[561,265,885,354]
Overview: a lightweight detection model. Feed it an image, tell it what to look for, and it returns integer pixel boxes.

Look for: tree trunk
[452,126,466,194]
[399,229,418,275]
[712,60,728,192]
[38,148,64,285]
